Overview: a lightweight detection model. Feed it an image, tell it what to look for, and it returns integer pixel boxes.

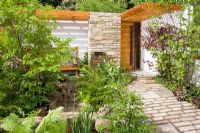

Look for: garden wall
[52,20,88,59]
[88,12,121,64]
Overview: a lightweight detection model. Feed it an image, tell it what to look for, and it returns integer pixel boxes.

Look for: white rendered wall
[52,20,88,59]
[140,11,184,71]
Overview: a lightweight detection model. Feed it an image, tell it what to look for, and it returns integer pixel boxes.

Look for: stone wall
[88,12,121,64]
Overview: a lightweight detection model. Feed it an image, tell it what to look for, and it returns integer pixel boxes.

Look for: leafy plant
[76,0,126,13]
[1,107,67,133]
[108,93,155,133]
[70,106,94,133]
[0,0,72,116]
[143,22,199,91]
[77,61,132,110]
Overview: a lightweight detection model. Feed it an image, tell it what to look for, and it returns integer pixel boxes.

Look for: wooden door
[133,22,141,70]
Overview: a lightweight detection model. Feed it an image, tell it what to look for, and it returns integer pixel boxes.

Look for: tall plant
[0,0,72,117]
[142,1,200,91]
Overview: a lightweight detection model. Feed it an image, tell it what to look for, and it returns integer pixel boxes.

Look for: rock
[98,105,110,117]
[47,79,78,109]
[48,91,64,108]
[95,118,111,132]
[37,107,48,116]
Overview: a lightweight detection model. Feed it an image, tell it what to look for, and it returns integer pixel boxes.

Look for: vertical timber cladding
[88,12,121,64]
[121,21,135,70]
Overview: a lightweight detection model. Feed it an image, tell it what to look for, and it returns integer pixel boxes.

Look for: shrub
[0,0,72,116]
[143,23,200,91]
[108,93,155,133]
[76,61,132,110]
[76,0,126,13]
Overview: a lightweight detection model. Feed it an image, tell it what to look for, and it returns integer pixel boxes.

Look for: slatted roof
[36,10,90,20]
[122,2,182,22]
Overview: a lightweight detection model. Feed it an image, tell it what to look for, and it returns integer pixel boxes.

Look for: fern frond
[35,107,66,133]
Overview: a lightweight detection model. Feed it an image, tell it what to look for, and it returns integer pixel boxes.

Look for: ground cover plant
[0,0,72,117]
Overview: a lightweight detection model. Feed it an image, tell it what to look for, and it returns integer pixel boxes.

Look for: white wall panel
[52,20,88,59]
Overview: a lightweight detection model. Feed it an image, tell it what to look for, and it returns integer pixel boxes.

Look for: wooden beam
[122,2,182,22]
[36,10,90,20]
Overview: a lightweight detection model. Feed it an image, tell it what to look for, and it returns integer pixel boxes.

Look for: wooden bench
[60,47,79,75]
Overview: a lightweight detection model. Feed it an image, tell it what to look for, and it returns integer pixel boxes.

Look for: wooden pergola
[36,10,90,20]
[122,2,182,22]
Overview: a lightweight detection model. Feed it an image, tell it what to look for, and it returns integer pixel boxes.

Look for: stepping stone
[156,123,179,133]
[138,91,160,99]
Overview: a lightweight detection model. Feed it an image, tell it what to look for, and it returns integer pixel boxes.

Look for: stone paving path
[128,73,200,133]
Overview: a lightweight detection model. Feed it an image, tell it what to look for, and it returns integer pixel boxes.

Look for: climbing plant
[142,0,200,92]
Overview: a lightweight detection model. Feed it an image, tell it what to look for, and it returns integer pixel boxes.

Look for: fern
[1,107,66,133]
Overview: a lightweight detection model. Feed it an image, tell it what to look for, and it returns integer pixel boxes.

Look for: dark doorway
[133,22,141,70]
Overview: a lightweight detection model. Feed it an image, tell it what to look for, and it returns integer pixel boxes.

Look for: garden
[0,0,200,133]
[0,0,155,132]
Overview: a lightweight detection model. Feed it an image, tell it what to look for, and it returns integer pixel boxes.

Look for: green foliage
[144,21,199,91]
[142,0,200,100]
[76,0,126,13]
[77,61,132,110]
[187,86,200,98]
[77,61,154,132]
[39,0,63,7]
[1,113,35,133]
[0,0,72,116]
[70,106,94,133]
[1,107,66,133]
[79,52,88,68]
[108,93,155,133]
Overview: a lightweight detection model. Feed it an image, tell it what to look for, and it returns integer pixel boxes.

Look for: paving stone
[165,115,181,120]
[178,126,196,132]
[152,113,168,117]
[174,121,192,127]
[170,119,181,123]
[192,120,200,125]
[180,117,196,121]
[184,130,199,133]
[159,108,172,113]
[168,104,182,108]
[181,113,196,117]
[154,106,168,110]
[154,120,170,124]
[153,116,164,121]
[194,125,200,129]
[156,123,179,133]
[168,111,183,115]
[172,108,182,111]
[184,110,196,113]
[139,91,161,99]
[128,74,200,133]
